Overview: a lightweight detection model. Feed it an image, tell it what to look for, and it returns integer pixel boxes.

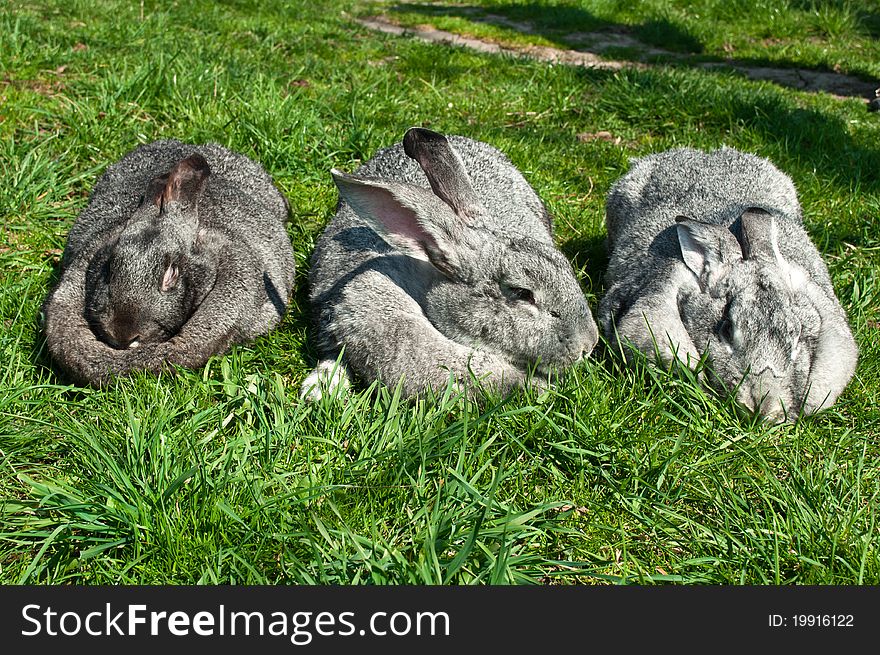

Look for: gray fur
[302,128,598,400]
[42,139,295,386]
[599,146,858,421]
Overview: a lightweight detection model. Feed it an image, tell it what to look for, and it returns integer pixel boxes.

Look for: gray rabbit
[598,146,858,421]
[42,139,295,386]
[301,127,598,400]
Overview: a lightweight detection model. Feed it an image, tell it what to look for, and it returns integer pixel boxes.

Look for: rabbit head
[86,153,218,349]
[332,127,598,374]
[675,208,822,421]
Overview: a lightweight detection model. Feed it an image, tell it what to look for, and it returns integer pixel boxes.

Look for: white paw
[299,360,351,402]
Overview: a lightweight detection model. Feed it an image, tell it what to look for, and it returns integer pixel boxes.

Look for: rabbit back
[606,148,802,268]
[309,136,553,300]
[304,130,598,399]
[603,146,841,315]
[63,140,294,300]
[600,146,857,420]
[43,139,295,386]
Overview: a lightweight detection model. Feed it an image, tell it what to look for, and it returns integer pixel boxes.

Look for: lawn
[1,0,878,584]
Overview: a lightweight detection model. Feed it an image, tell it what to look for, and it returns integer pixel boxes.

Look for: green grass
[377,0,880,79]
[1,0,878,584]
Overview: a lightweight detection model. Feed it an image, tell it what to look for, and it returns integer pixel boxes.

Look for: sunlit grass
[0,0,877,584]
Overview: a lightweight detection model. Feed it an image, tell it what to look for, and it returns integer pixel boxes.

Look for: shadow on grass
[388,2,878,96]
[559,235,608,276]
[501,64,879,250]
[28,261,65,384]
[391,2,703,54]
[695,86,879,248]
[561,232,607,294]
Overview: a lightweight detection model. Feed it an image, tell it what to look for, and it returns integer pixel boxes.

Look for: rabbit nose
[109,334,142,350]
[108,322,142,350]
[751,389,780,418]
[749,377,788,422]
[577,331,598,361]
[566,337,591,362]
[754,395,788,423]
[108,308,144,348]
[119,330,142,349]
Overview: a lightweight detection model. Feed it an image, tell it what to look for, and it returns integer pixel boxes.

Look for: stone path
[358,15,877,101]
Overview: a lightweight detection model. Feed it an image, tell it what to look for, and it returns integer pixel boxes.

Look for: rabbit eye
[508,286,536,305]
[718,318,734,344]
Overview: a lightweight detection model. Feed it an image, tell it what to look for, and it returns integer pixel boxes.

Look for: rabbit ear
[739,208,776,261]
[160,154,211,212]
[145,174,170,207]
[332,169,464,277]
[740,209,808,290]
[675,216,742,288]
[402,127,481,219]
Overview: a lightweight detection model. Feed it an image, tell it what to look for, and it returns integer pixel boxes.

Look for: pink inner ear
[161,264,179,291]
[676,224,707,278]
[356,186,440,258]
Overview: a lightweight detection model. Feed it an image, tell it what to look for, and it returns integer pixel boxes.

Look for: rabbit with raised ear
[301,127,598,400]
[598,146,858,422]
[42,139,295,386]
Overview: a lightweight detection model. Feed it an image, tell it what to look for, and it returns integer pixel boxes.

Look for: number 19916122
[769,614,854,628]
